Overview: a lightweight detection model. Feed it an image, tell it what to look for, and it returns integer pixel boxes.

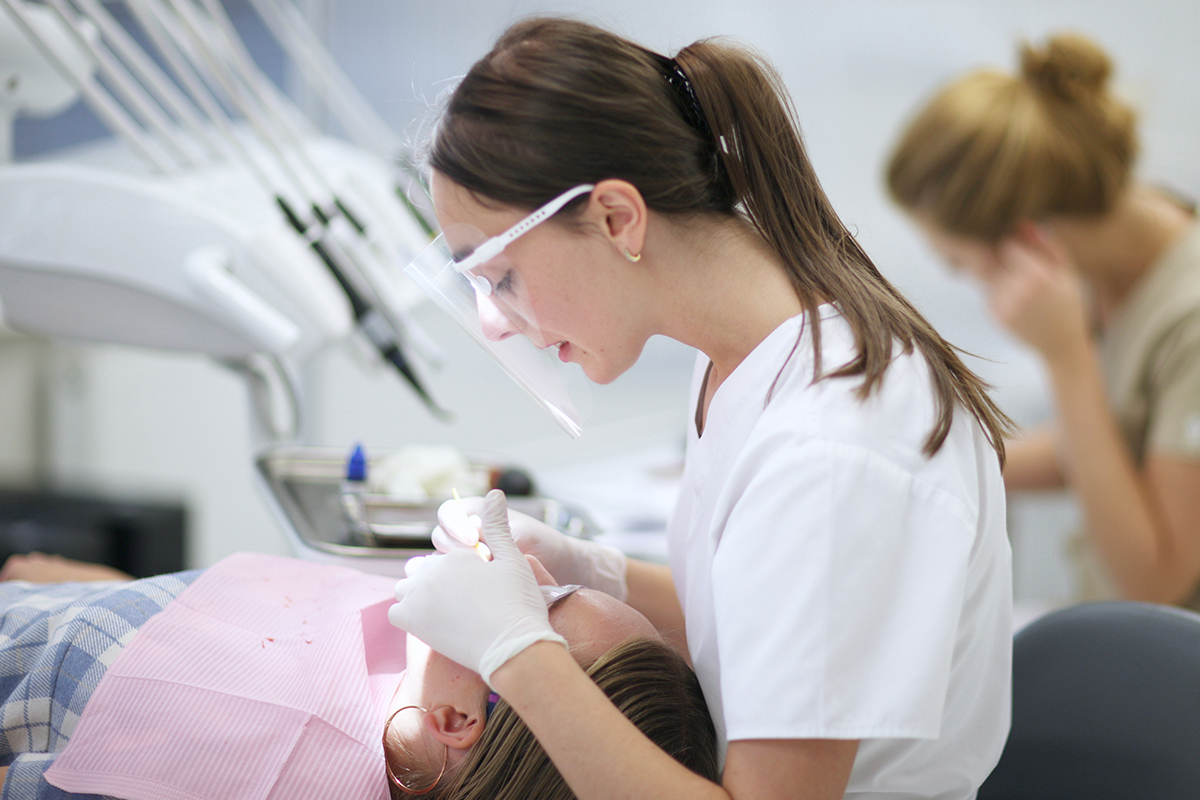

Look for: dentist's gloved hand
[389,490,567,687]
[433,495,629,602]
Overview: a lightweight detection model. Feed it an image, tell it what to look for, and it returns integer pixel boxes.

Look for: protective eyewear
[451,184,595,295]
[404,186,595,437]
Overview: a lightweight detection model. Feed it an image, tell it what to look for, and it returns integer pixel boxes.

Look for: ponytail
[678,41,1011,458]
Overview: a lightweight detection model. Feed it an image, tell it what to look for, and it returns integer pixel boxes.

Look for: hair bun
[1020,33,1112,103]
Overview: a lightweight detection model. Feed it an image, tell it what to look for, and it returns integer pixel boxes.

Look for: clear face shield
[404,185,595,437]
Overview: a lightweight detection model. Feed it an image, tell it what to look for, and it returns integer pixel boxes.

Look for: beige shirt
[1103,220,1200,463]
[1073,220,1200,608]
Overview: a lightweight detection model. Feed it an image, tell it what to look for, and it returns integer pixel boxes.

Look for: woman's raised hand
[987,223,1093,367]
[391,490,567,687]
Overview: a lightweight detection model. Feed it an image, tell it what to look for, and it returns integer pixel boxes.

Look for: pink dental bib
[45,552,403,800]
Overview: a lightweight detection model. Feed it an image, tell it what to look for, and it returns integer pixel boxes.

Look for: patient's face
[389,556,660,783]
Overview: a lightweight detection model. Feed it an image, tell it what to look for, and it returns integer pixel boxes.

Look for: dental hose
[276,196,450,421]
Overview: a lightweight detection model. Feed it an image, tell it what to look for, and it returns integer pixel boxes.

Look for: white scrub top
[668,307,1011,799]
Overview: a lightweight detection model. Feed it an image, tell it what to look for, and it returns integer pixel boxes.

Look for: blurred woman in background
[888,32,1200,608]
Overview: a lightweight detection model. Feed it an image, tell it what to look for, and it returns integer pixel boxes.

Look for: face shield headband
[450,184,595,293]
[404,185,595,437]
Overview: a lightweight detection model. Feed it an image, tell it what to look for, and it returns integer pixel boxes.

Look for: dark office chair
[978,601,1200,800]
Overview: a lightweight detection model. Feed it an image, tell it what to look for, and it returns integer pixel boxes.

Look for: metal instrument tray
[256,446,595,565]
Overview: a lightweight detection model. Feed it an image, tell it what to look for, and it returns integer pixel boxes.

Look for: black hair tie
[655,53,713,140]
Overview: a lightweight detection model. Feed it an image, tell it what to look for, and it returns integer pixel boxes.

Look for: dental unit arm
[0,0,444,443]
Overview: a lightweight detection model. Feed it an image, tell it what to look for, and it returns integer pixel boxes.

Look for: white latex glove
[389,490,567,687]
[433,495,629,601]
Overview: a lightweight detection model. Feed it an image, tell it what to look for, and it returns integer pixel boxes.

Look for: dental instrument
[447,488,491,561]
[1,0,446,428]
[152,0,446,413]
[0,0,178,170]
[239,0,435,240]
[0,0,610,579]
[41,0,199,168]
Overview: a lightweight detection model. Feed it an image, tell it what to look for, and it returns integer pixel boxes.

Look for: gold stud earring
[624,248,642,263]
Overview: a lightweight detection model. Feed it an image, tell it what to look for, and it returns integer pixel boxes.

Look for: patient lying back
[0,552,717,800]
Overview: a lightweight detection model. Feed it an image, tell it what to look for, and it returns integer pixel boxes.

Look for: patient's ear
[425,705,486,750]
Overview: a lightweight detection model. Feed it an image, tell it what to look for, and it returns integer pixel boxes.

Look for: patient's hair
[886,32,1137,242]
[387,637,718,800]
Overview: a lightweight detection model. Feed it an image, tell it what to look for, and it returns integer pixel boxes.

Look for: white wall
[9,1,1197,599]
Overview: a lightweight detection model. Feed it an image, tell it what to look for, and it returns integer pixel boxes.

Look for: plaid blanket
[0,573,200,800]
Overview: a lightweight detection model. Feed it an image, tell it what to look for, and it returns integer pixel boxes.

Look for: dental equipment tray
[255,447,595,569]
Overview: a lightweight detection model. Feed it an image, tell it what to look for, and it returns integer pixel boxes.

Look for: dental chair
[977,600,1200,800]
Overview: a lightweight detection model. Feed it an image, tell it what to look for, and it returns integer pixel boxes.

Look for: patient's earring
[623,248,642,263]
[384,706,448,796]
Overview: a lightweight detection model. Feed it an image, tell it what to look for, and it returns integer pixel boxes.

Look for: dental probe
[449,489,492,561]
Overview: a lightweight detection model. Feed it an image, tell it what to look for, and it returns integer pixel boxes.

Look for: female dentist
[887,32,1200,609]
[390,17,1013,800]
